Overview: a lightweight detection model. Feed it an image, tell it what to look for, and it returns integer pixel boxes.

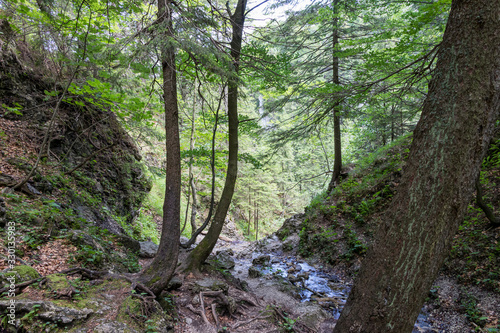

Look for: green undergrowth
[297,135,411,266]
[297,132,500,295]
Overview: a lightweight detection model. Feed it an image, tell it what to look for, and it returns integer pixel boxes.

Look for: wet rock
[248,266,263,278]
[139,240,158,258]
[252,254,271,266]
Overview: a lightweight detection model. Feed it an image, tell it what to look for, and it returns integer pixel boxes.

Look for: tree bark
[333,1,500,331]
[181,0,247,272]
[189,97,199,237]
[327,0,342,194]
[139,0,180,295]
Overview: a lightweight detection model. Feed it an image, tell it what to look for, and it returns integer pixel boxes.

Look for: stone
[0,265,40,288]
[94,321,139,333]
[116,234,140,252]
[208,249,235,270]
[248,266,263,278]
[282,234,300,253]
[193,278,229,293]
[138,240,158,258]
[252,254,271,266]
[0,300,93,324]
[167,276,183,290]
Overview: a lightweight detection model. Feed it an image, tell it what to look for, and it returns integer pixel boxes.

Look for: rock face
[139,240,159,258]
[276,213,305,240]
[0,49,151,239]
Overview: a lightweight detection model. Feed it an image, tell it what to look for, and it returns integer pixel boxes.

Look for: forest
[0,0,498,332]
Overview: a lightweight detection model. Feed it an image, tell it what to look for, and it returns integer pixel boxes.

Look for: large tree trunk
[333,1,500,331]
[181,0,247,272]
[139,0,180,295]
[327,1,342,193]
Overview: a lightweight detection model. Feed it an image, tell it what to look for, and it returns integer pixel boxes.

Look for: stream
[220,237,437,332]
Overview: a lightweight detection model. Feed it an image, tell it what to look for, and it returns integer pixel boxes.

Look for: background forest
[1,0,449,240]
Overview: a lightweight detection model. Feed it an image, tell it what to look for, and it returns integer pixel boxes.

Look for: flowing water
[227,239,437,332]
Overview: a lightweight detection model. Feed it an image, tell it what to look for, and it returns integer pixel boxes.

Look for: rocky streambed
[212,235,437,333]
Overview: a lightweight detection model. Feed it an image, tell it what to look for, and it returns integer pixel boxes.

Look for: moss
[1,265,40,284]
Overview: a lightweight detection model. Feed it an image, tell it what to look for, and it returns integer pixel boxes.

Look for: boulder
[138,240,158,258]
[0,265,40,288]
[248,266,263,278]
[208,249,235,270]
[252,254,271,266]
[0,300,93,324]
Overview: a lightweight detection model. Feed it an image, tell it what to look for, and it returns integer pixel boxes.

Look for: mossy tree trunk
[139,0,180,295]
[181,0,247,272]
[333,1,500,331]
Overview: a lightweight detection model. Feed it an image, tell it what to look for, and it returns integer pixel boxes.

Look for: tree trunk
[139,0,180,295]
[189,97,198,237]
[248,192,252,236]
[181,0,247,272]
[333,1,500,331]
[327,1,342,194]
[255,205,259,241]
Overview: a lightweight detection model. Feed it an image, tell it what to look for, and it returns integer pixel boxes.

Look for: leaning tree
[334,0,500,331]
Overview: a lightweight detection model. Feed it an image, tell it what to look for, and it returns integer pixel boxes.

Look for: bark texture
[334,1,500,332]
[181,0,247,272]
[328,1,342,193]
[139,0,180,295]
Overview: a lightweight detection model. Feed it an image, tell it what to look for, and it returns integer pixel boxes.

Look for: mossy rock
[45,274,73,297]
[0,265,40,287]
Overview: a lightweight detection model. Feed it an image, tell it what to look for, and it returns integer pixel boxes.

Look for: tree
[181,0,247,272]
[138,0,181,295]
[333,0,500,331]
